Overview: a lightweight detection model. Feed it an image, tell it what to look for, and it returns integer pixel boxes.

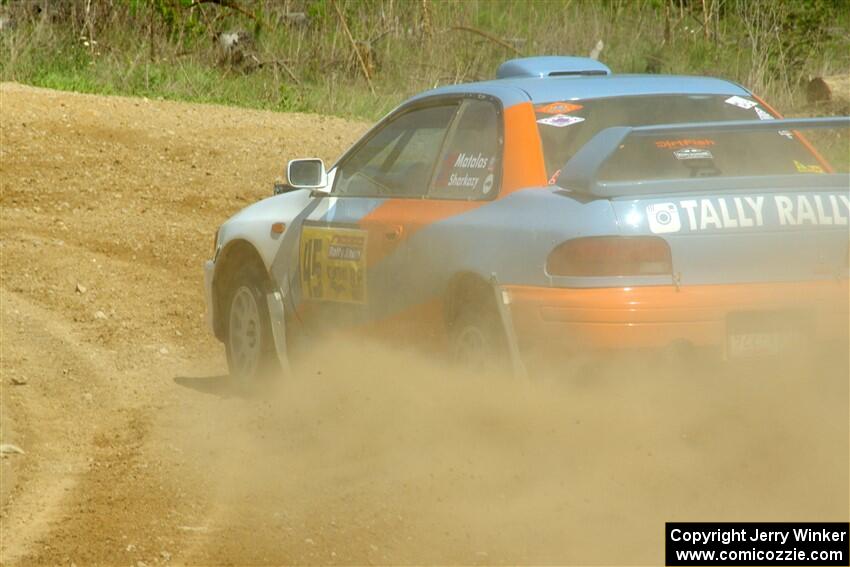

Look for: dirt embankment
[1,84,848,566]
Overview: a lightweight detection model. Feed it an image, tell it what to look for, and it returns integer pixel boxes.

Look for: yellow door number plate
[300,226,367,303]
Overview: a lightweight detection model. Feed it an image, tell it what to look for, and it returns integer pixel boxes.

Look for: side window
[334,105,457,198]
[429,99,501,200]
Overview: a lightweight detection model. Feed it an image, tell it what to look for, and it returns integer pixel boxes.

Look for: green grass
[1,0,848,120]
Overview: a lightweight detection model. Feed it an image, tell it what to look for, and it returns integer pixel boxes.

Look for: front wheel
[224,269,280,384]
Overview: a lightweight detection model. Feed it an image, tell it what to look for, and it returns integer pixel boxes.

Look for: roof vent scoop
[496,56,612,79]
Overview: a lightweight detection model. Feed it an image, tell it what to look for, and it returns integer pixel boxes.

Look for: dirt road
[1,84,847,565]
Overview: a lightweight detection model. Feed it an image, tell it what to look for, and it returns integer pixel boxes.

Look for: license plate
[727,331,793,358]
[726,311,807,359]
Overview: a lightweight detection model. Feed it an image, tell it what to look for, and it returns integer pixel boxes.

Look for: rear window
[599,129,827,181]
[535,95,840,181]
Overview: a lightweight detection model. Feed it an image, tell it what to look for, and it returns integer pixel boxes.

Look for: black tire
[223,265,280,385]
[450,296,508,373]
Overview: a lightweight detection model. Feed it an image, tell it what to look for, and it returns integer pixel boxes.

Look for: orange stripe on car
[359,200,480,267]
[501,102,548,195]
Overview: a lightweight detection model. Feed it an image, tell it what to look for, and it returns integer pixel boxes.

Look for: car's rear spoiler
[556,117,850,198]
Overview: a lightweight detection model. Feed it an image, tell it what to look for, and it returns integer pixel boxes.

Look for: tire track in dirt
[1,291,129,563]
[1,82,370,564]
[0,290,213,565]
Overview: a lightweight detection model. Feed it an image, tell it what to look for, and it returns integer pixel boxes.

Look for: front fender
[208,189,319,339]
[215,189,315,271]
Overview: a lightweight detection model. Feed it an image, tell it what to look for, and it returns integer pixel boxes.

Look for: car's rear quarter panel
[509,187,850,356]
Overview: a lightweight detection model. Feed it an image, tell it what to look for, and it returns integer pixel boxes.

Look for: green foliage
[1,0,847,120]
[776,0,839,66]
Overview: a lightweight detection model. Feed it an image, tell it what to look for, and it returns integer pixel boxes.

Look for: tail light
[546,236,672,277]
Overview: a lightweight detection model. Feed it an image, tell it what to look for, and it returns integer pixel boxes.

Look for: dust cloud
[175,339,849,565]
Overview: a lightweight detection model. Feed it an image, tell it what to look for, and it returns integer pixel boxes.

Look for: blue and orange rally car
[204,56,850,380]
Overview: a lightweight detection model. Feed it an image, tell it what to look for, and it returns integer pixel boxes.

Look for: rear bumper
[506,280,849,354]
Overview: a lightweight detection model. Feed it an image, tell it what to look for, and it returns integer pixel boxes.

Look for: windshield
[535,94,837,181]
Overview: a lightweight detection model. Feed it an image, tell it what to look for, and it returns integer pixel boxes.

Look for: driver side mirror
[287,158,327,190]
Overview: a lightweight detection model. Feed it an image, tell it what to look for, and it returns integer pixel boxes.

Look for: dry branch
[248,55,302,85]
[421,0,433,39]
[331,0,376,96]
[189,0,256,21]
[449,25,522,56]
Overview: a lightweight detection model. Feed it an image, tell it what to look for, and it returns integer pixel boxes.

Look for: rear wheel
[451,297,507,373]
[224,268,280,384]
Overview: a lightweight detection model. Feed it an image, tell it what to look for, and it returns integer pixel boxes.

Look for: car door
[394,97,505,346]
[295,101,459,338]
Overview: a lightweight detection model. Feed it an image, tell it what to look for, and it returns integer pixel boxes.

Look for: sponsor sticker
[537,114,585,128]
[674,147,714,160]
[481,173,494,194]
[724,95,758,109]
[535,101,583,114]
[651,194,849,232]
[656,138,715,149]
[646,202,682,234]
[794,160,825,174]
[754,106,774,120]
